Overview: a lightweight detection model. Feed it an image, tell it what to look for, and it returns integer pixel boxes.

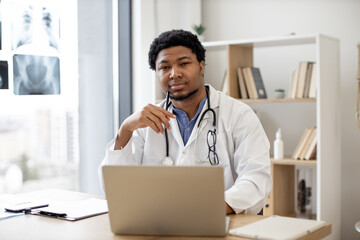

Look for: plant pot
[274,91,285,99]
[197,35,205,42]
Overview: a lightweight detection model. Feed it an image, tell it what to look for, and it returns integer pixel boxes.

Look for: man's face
[155,46,205,101]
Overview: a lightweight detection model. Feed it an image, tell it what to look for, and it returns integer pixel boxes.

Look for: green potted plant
[274,89,285,99]
[192,24,206,41]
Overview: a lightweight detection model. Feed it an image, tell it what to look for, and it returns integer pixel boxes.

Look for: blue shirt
[172,97,206,146]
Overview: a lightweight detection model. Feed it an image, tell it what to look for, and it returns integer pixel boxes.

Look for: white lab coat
[99,85,272,214]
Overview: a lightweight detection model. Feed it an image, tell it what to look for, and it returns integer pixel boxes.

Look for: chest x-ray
[10,0,60,95]
[11,0,59,52]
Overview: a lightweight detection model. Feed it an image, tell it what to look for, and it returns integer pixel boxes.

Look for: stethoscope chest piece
[163,156,174,166]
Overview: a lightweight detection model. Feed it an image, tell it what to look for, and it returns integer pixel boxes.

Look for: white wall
[132,0,202,111]
[134,0,360,239]
[78,0,114,195]
[202,0,360,239]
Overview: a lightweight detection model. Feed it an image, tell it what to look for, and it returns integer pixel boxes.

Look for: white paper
[35,198,108,220]
[229,215,326,240]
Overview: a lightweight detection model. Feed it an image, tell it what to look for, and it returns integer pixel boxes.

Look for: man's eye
[160,66,169,70]
[181,62,189,66]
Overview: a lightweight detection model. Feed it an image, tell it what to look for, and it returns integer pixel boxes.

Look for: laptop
[102,165,228,237]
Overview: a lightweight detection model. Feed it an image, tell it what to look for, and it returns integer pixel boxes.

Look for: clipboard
[229,215,326,240]
[30,198,108,221]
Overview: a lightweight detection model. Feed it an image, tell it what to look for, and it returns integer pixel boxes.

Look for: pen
[35,210,67,218]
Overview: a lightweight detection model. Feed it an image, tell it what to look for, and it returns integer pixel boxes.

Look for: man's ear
[200,61,205,76]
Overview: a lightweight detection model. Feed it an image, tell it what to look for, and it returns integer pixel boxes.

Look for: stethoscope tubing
[165,91,171,157]
[164,86,217,162]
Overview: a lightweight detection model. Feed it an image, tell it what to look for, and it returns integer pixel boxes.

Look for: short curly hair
[148,29,206,70]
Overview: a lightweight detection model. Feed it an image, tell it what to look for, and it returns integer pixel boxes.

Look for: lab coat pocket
[194,131,228,167]
[194,141,211,166]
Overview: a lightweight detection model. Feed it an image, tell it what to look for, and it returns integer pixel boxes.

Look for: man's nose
[170,67,182,79]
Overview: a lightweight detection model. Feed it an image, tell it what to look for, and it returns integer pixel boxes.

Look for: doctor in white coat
[99,29,271,215]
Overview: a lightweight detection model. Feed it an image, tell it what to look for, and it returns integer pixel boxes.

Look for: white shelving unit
[201,34,341,240]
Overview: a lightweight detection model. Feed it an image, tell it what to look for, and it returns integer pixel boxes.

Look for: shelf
[271,158,317,166]
[202,34,317,48]
[282,212,317,220]
[239,98,316,103]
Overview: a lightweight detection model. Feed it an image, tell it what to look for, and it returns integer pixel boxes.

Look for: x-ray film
[13,54,60,95]
[0,61,9,89]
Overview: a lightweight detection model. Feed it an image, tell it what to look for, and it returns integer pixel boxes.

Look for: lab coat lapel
[158,99,184,149]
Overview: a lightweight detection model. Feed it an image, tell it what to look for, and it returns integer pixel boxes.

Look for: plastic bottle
[274,128,284,160]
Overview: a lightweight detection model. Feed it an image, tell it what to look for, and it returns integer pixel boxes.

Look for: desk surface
[0,189,331,240]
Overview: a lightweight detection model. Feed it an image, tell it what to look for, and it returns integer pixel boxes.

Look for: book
[221,70,229,95]
[292,128,312,160]
[298,127,316,160]
[242,67,258,99]
[250,67,267,99]
[303,62,314,98]
[308,63,317,98]
[304,128,317,160]
[237,67,248,99]
[295,62,309,98]
[229,215,326,240]
[289,70,298,99]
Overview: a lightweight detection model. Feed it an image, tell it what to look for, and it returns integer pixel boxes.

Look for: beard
[169,88,199,101]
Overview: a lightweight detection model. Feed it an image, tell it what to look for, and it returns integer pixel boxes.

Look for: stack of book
[236,66,267,99]
[289,61,317,99]
[292,127,317,160]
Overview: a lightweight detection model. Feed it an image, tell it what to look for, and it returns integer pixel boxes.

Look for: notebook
[102,165,228,236]
[229,215,326,240]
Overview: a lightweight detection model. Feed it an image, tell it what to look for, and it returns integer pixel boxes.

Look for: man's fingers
[144,104,175,131]
[150,111,172,130]
[145,104,176,119]
[161,108,176,118]
[129,104,176,134]
[141,117,161,134]
[145,114,164,134]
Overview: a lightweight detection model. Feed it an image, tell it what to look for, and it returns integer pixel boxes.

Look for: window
[0,0,78,194]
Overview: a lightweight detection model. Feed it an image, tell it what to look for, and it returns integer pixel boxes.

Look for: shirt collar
[172,96,207,125]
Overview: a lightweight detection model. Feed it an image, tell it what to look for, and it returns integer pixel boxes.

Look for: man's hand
[114,104,176,150]
[125,104,176,134]
[226,203,234,215]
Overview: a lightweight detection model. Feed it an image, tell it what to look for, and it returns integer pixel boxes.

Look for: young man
[99,29,271,215]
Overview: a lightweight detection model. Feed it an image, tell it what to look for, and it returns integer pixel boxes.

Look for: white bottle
[274,128,284,160]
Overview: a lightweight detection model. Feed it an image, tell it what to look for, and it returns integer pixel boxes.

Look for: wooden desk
[0,189,331,240]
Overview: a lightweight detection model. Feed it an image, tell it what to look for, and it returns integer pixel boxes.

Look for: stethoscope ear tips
[163,157,174,166]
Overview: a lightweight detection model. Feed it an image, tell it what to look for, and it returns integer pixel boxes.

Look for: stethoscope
[162,85,218,166]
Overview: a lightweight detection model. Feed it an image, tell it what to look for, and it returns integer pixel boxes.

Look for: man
[99,29,271,215]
